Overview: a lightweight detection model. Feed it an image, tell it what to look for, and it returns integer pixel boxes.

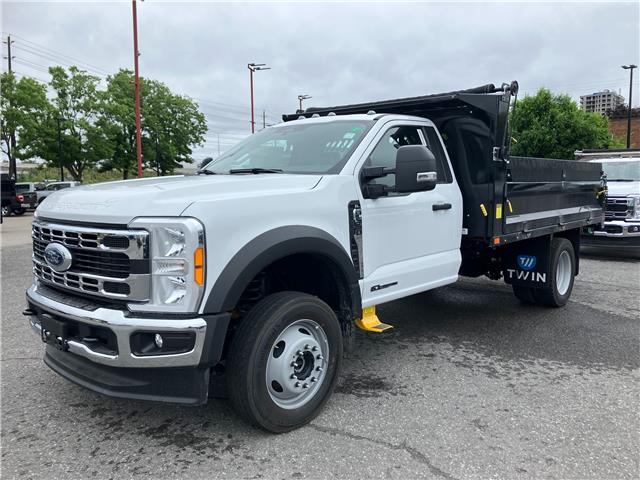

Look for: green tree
[142,80,206,175]
[42,66,113,182]
[101,69,206,179]
[510,88,620,159]
[0,73,52,167]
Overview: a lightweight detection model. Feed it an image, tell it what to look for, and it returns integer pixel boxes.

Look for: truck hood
[36,174,322,224]
[606,180,640,197]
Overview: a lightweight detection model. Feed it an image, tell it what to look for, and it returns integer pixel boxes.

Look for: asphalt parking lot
[1,212,639,480]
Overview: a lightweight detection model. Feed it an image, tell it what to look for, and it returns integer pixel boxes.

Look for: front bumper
[26,282,230,404]
[582,221,640,249]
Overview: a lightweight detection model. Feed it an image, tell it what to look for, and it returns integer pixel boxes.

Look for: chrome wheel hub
[556,250,572,296]
[265,319,329,409]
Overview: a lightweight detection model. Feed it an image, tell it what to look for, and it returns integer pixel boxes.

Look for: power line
[5,32,110,75]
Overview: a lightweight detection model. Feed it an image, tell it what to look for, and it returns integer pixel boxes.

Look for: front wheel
[226,292,343,432]
[533,238,576,308]
[12,207,26,216]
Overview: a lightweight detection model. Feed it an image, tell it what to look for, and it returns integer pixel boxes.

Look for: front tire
[12,207,26,216]
[533,238,576,308]
[226,292,343,432]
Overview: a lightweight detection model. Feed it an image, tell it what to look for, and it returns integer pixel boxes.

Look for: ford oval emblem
[44,243,73,272]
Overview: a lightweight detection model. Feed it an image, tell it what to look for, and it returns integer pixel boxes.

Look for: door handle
[432,203,452,211]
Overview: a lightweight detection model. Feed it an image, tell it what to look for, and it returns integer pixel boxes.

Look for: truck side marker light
[480,204,488,217]
[194,247,205,286]
[493,237,501,246]
[496,203,503,219]
[507,200,513,213]
[355,306,393,333]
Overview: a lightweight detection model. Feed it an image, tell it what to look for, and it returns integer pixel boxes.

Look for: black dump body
[282,82,605,249]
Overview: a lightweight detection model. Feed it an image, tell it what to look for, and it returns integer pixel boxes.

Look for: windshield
[204,120,372,174]
[601,160,640,181]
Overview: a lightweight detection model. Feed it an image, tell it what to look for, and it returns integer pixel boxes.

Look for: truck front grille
[32,220,150,301]
[604,196,631,221]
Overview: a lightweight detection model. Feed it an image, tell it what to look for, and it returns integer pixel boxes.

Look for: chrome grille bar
[31,219,150,302]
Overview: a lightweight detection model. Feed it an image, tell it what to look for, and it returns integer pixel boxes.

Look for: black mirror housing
[395,145,437,193]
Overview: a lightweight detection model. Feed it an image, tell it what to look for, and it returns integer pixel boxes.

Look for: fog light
[154,333,164,348]
[629,226,639,233]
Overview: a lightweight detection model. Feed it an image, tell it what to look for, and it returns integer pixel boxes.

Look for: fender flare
[203,225,361,316]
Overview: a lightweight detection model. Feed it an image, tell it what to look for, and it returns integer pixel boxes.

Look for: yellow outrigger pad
[355,306,393,333]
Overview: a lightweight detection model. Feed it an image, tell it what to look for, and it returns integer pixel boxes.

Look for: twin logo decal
[517,255,537,271]
[506,254,546,284]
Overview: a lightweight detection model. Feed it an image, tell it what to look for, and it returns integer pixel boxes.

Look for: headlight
[128,217,205,313]
[628,195,640,221]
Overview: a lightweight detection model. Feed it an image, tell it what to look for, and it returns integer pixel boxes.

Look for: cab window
[364,126,423,188]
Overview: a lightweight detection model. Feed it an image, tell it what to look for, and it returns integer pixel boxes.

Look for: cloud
[3,1,639,158]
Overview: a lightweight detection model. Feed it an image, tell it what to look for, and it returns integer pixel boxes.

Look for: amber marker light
[194,247,205,286]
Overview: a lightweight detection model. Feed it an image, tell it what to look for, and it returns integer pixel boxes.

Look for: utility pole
[248,63,270,133]
[622,64,637,149]
[57,117,64,181]
[4,35,16,180]
[155,131,160,176]
[298,94,311,111]
[132,0,143,177]
[262,110,266,129]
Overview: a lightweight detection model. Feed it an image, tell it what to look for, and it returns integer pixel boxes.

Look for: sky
[2,0,639,160]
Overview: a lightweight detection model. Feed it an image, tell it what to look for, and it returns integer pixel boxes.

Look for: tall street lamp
[132,0,143,177]
[248,63,270,134]
[298,94,312,111]
[622,64,637,149]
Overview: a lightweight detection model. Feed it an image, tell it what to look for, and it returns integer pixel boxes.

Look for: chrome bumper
[26,282,207,368]
[593,220,640,238]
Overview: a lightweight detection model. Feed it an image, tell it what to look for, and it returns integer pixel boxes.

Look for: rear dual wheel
[512,238,576,308]
[226,292,343,433]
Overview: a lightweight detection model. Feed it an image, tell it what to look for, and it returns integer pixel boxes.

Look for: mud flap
[502,235,551,288]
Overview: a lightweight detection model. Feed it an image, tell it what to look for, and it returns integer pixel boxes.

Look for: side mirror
[395,145,437,193]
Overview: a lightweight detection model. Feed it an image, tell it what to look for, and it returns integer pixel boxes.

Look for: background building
[580,89,625,114]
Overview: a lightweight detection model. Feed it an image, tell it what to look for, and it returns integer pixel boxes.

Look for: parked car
[578,150,640,253]
[36,181,81,204]
[25,81,605,432]
[1,173,17,218]
[14,182,40,214]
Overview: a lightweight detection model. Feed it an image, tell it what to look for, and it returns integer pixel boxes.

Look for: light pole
[132,0,143,177]
[298,94,312,111]
[248,63,270,134]
[622,64,637,149]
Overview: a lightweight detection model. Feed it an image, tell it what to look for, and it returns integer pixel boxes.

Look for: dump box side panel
[502,157,604,240]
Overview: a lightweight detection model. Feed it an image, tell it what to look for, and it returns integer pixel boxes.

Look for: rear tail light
[16,194,24,202]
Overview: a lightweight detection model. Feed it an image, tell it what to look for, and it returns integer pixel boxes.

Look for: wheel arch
[203,226,362,319]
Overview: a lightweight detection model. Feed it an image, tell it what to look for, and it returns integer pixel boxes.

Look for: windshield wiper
[229,168,283,174]
[196,169,217,175]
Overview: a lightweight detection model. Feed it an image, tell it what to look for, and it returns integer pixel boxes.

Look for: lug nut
[302,383,309,389]
[316,366,323,372]
[294,382,300,388]
[290,374,297,379]
[290,361,296,367]
[312,346,318,352]
[304,344,310,350]
[316,354,323,360]
[296,350,303,356]
[310,377,317,383]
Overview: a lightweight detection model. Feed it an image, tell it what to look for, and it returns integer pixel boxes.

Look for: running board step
[355,306,393,333]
